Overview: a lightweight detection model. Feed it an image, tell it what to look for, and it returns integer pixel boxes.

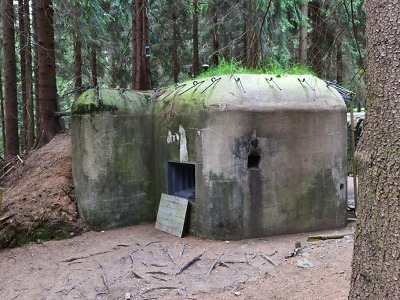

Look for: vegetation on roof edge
[195,58,315,80]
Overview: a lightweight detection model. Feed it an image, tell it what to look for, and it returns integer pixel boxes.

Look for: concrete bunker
[71,74,347,239]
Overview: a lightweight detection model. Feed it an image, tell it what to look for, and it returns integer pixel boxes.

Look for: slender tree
[18,0,28,150]
[309,0,323,76]
[2,0,19,159]
[192,0,199,77]
[132,0,151,90]
[349,0,400,298]
[299,0,308,66]
[211,0,219,66]
[72,3,83,101]
[24,0,35,149]
[172,12,179,83]
[91,42,98,86]
[35,0,61,147]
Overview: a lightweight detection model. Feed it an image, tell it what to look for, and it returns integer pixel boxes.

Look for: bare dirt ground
[0,222,355,300]
[0,133,355,300]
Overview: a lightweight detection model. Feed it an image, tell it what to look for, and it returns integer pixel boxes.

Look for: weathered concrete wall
[154,74,347,240]
[72,75,347,239]
[71,89,156,230]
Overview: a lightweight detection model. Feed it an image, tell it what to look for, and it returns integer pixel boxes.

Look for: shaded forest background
[0,0,366,158]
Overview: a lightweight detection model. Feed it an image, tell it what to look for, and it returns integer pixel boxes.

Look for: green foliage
[197,58,314,79]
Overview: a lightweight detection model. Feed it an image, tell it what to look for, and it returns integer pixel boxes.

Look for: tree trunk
[299,0,308,66]
[172,12,179,83]
[18,0,27,150]
[131,1,136,88]
[73,32,82,100]
[91,42,98,86]
[309,1,323,76]
[336,37,343,85]
[2,0,20,159]
[24,0,35,149]
[133,0,151,90]
[349,0,400,299]
[32,0,40,140]
[0,65,6,157]
[192,0,199,77]
[211,0,219,66]
[36,0,61,147]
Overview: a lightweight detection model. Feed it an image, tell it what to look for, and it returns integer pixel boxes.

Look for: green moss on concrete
[72,89,152,115]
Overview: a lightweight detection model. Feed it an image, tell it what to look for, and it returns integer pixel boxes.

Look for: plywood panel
[155,194,188,237]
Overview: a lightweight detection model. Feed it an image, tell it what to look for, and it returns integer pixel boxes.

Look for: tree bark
[349,0,400,299]
[299,0,308,66]
[91,42,98,86]
[35,0,61,147]
[24,0,35,149]
[172,12,179,83]
[2,0,20,159]
[0,64,6,157]
[133,0,151,90]
[18,0,27,150]
[73,23,82,100]
[131,1,136,88]
[192,0,199,77]
[32,0,40,139]
[309,0,323,76]
[211,0,219,66]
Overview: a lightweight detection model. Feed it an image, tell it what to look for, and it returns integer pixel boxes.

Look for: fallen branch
[260,254,278,266]
[161,244,175,263]
[151,275,168,282]
[206,253,224,278]
[129,253,143,279]
[179,244,187,258]
[97,262,109,291]
[62,250,112,263]
[141,286,183,296]
[307,232,353,242]
[175,249,206,275]
[0,213,15,225]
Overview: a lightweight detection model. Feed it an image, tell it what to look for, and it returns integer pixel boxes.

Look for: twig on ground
[129,252,143,279]
[206,253,224,278]
[98,262,109,291]
[260,254,278,266]
[244,253,250,265]
[179,244,186,258]
[161,244,175,264]
[175,249,207,275]
[16,155,24,164]
[151,275,168,282]
[141,286,184,296]
[62,250,112,263]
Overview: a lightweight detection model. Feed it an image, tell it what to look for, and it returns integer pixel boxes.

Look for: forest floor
[0,133,355,300]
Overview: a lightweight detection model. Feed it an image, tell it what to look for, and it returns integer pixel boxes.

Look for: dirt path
[0,222,354,300]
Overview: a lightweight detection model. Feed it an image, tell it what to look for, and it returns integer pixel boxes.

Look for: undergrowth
[196,58,314,79]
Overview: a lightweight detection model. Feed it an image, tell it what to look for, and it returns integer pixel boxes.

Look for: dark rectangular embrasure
[168,162,196,201]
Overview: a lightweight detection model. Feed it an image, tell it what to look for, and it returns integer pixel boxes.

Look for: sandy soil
[0,222,354,300]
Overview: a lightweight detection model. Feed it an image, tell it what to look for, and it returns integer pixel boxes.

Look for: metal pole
[350,94,358,214]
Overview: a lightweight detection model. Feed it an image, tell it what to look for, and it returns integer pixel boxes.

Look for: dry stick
[161,244,175,264]
[206,253,224,279]
[260,254,278,266]
[179,244,186,258]
[141,286,183,296]
[62,250,112,263]
[0,164,17,181]
[175,249,206,275]
[244,253,250,265]
[98,263,109,292]
[16,155,24,164]
[151,275,168,282]
[129,252,143,279]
